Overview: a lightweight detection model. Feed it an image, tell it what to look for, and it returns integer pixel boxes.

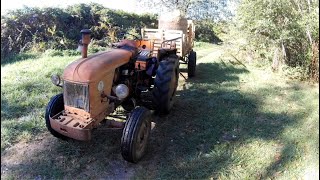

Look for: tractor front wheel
[121,107,152,163]
[45,93,68,140]
[188,50,197,78]
[152,57,179,114]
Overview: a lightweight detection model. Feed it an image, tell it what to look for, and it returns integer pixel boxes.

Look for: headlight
[51,74,62,87]
[115,84,129,99]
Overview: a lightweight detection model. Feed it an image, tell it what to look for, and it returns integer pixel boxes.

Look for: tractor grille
[63,81,89,112]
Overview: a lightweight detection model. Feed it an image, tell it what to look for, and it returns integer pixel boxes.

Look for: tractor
[45,25,196,163]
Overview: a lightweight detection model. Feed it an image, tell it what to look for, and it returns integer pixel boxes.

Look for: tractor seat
[157,48,177,61]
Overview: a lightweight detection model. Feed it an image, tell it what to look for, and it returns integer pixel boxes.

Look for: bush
[194,20,225,43]
[234,0,319,81]
[1,52,40,64]
[1,3,157,62]
[43,49,64,57]
[62,50,81,56]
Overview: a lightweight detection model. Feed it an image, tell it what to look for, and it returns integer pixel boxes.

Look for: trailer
[141,20,197,77]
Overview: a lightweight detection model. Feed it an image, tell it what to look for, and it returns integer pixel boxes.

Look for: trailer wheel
[121,107,151,163]
[188,51,197,78]
[152,56,179,114]
[45,93,68,140]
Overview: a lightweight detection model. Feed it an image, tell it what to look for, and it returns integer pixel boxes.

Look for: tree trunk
[272,47,281,71]
[310,42,319,82]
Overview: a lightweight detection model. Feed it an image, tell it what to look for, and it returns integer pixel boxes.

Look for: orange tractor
[45,25,196,163]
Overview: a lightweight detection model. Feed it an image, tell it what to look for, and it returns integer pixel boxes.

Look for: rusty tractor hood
[63,48,133,83]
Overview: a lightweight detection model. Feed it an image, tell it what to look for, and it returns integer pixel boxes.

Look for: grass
[1,53,81,151]
[1,43,319,179]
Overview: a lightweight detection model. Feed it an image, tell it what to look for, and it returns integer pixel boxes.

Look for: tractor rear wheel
[188,50,197,78]
[152,56,179,114]
[45,93,68,140]
[121,107,151,163]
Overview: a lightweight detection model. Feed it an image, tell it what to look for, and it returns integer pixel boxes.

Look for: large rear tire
[121,107,152,163]
[188,51,197,78]
[152,56,179,114]
[45,93,68,140]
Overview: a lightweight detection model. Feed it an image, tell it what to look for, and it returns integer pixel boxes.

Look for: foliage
[137,0,234,47]
[234,0,319,81]
[1,3,157,62]
[195,20,228,43]
[137,0,234,21]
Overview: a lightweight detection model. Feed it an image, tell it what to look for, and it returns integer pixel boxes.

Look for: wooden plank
[142,27,194,57]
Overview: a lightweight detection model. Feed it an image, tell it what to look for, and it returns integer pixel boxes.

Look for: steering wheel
[111,31,142,48]
[120,31,141,41]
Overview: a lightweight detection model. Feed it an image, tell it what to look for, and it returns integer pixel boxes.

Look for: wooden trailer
[141,20,197,77]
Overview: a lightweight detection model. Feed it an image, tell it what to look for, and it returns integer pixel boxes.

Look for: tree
[236,0,319,80]
[136,0,235,21]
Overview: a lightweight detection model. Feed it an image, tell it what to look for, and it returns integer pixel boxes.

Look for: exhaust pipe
[80,29,92,58]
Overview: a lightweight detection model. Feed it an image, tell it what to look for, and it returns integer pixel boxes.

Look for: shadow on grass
[138,63,303,178]
[1,98,28,120]
[1,81,48,120]
[1,62,306,179]
[1,53,40,66]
